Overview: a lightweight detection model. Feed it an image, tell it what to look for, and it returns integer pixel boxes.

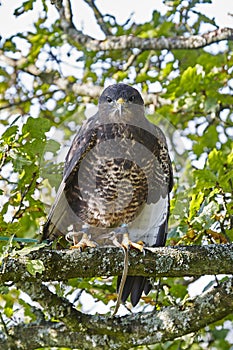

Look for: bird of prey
[42,83,173,309]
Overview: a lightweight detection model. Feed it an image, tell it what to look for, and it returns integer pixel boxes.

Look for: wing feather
[42,113,99,241]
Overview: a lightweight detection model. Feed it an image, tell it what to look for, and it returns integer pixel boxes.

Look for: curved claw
[69,232,97,251]
[121,233,144,252]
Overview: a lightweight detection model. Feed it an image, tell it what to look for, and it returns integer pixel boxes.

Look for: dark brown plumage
[42,83,173,308]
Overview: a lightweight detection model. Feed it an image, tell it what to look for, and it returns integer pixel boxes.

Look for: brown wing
[42,113,99,241]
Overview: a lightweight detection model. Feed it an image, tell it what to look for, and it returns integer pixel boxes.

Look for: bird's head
[98,84,144,122]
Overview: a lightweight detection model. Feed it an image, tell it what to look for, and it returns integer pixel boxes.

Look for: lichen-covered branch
[51,1,233,52]
[1,244,233,283]
[1,322,105,350]
[62,21,233,51]
[2,277,233,349]
[51,2,233,51]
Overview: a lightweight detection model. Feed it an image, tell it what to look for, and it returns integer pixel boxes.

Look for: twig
[83,0,111,36]
[11,172,38,223]
[0,308,9,336]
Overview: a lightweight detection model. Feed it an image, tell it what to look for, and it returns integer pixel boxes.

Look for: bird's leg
[121,233,144,252]
[70,232,97,250]
[112,226,144,316]
[66,226,97,251]
[112,242,128,316]
[111,224,144,252]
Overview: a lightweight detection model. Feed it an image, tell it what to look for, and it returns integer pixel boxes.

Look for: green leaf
[176,65,203,95]
[2,125,18,140]
[14,0,34,16]
[204,125,219,149]
[208,148,222,171]
[194,169,217,189]
[189,192,204,220]
[11,242,48,257]
[4,306,14,318]
[22,117,51,139]
[45,139,61,154]
[26,259,45,276]
[204,96,218,113]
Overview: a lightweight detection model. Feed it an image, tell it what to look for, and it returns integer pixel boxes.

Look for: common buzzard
[42,83,173,309]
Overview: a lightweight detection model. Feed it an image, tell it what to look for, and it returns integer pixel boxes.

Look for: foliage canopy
[0,0,233,349]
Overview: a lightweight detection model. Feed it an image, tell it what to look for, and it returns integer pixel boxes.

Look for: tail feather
[41,219,64,242]
[117,275,152,307]
[41,179,82,242]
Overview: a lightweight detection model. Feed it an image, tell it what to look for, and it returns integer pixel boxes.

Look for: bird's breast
[77,155,149,227]
[65,123,169,229]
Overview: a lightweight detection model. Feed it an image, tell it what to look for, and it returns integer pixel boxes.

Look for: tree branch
[83,0,112,36]
[1,244,233,283]
[1,243,233,348]
[0,51,165,108]
[2,276,233,349]
[1,322,107,350]
[51,2,233,52]
[60,19,233,51]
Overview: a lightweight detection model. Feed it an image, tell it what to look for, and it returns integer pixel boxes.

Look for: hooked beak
[116,97,125,115]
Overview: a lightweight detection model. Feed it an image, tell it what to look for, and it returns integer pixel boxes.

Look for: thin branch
[123,53,140,71]
[0,90,60,111]
[2,51,232,111]
[11,172,38,222]
[55,0,74,28]
[83,0,111,36]
[0,51,165,107]
[63,0,73,26]
[16,280,92,332]
[50,0,63,10]
[1,244,233,283]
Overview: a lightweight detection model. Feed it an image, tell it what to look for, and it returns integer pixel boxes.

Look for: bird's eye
[106,96,113,103]
[129,95,135,102]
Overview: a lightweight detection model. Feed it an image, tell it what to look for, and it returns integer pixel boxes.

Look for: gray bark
[65,27,233,52]
[1,244,233,283]
[51,1,233,52]
[1,244,233,348]
[1,274,233,349]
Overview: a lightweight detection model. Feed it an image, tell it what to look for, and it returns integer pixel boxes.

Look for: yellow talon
[70,232,97,250]
[121,233,144,252]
